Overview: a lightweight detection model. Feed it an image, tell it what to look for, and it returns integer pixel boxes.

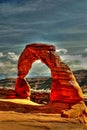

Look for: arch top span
[26,43,56,51]
[17,43,60,78]
[15,43,84,104]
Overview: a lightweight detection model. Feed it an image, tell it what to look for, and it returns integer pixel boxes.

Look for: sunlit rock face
[15,43,84,103]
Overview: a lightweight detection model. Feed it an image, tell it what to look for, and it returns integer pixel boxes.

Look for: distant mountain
[0,77,51,90]
[36,78,52,90]
[73,69,87,86]
[27,77,52,90]
[0,70,87,91]
[0,78,15,89]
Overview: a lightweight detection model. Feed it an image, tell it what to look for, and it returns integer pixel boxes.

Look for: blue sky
[0,0,87,79]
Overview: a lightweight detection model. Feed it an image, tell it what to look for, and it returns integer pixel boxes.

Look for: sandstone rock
[15,43,84,105]
[15,78,30,99]
[13,43,87,119]
[62,101,87,119]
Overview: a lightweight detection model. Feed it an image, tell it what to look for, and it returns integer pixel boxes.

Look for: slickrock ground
[0,111,87,130]
[0,89,87,130]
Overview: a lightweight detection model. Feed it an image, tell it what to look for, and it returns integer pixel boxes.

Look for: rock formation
[15,43,83,102]
[14,43,87,117]
[15,78,31,99]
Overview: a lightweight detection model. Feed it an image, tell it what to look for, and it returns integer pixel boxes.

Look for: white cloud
[61,54,87,70]
[84,48,87,52]
[0,50,87,78]
[61,54,82,61]
[0,52,18,78]
[0,52,4,57]
[35,60,42,64]
[27,60,51,77]
[0,61,17,75]
[56,48,68,54]
[7,52,19,61]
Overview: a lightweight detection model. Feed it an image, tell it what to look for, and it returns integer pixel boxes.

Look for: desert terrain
[0,70,87,130]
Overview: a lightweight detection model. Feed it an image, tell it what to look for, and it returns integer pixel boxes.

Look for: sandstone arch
[15,43,84,104]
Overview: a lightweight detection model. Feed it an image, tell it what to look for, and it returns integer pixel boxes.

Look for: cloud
[24,54,87,77]
[61,55,82,61]
[84,48,87,52]
[0,0,51,16]
[0,61,17,75]
[0,50,87,79]
[61,54,87,70]
[0,52,4,57]
[0,0,87,79]
[56,48,68,54]
[0,0,87,47]
[7,52,19,61]
[0,51,18,78]
[27,60,51,77]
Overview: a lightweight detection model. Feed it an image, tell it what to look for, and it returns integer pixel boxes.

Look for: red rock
[15,78,30,99]
[15,43,84,104]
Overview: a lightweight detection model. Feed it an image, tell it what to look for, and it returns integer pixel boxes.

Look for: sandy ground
[0,99,87,130]
[0,111,87,130]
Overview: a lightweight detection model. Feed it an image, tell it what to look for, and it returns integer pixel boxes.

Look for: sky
[0,0,87,79]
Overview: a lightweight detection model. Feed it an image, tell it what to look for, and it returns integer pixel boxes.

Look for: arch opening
[27,60,51,78]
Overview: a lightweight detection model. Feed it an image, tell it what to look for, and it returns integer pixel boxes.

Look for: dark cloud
[0,0,87,78]
[0,0,87,46]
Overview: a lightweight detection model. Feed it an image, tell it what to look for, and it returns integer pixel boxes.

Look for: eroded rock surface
[15,43,83,103]
[13,43,87,118]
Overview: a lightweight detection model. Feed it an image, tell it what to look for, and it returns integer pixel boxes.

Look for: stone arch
[15,43,83,104]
